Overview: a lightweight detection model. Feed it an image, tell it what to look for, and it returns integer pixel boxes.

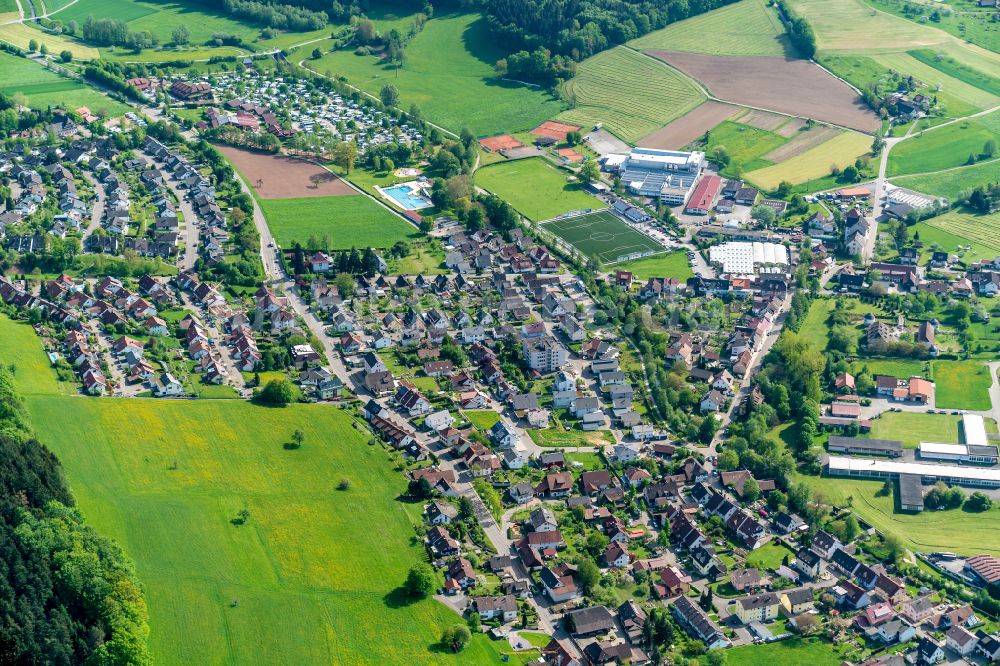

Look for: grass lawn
[932,359,993,410]
[798,474,1000,556]
[745,542,794,571]
[311,13,564,135]
[564,452,607,472]
[463,410,501,431]
[543,209,663,264]
[475,158,600,222]
[706,120,787,174]
[555,46,706,143]
[631,0,791,56]
[527,428,615,447]
[257,195,416,249]
[745,132,871,189]
[850,358,927,379]
[887,110,1000,177]
[867,411,999,448]
[0,315,72,396]
[517,631,552,649]
[18,391,509,665]
[0,22,101,59]
[0,50,129,115]
[892,160,1000,202]
[614,251,694,280]
[726,638,846,666]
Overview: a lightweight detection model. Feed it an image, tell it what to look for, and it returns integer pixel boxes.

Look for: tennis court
[543,209,665,264]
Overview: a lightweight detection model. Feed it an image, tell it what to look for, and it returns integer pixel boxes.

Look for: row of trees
[220,0,328,31]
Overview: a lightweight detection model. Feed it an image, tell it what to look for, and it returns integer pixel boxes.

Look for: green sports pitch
[543,209,665,264]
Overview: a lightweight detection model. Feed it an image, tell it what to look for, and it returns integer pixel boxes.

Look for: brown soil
[217,145,355,199]
[646,51,881,133]
[531,120,581,141]
[738,108,789,131]
[637,100,740,150]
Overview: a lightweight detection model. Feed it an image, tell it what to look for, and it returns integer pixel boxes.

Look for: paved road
[81,172,105,240]
[707,295,791,457]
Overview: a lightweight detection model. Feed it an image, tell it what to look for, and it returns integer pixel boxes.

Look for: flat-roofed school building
[828,456,1000,489]
[828,436,904,458]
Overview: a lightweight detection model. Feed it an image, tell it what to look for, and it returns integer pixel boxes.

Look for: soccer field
[543,210,665,264]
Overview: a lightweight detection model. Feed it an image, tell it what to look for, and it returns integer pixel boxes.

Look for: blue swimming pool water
[383,184,431,210]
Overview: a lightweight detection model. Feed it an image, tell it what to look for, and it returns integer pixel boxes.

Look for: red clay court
[531,121,581,142]
[478,134,524,152]
[556,147,584,163]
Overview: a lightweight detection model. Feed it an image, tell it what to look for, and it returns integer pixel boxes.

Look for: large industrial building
[828,456,1000,489]
[708,241,789,275]
[610,147,705,202]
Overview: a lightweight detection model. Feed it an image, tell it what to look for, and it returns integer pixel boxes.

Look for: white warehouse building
[828,455,1000,488]
[613,147,705,200]
[708,241,789,275]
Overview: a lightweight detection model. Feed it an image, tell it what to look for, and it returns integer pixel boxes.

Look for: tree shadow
[383,586,418,608]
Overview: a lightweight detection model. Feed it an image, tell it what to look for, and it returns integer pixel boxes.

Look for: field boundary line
[630,45,878,136]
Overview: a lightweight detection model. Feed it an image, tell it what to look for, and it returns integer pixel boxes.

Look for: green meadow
[475,158,600,221]
[887,110,1000,177]
[258,195,416,249]
[630,0,791,56]
[615,251,694,280]
[892,160,1000,201]
[1,317,509,665]
[799,473,1000,557]
[0,50,130,115]
[312,13,564,135]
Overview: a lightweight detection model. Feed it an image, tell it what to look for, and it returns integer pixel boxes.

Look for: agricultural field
[542,209,665,264]
[637,100,740,150]
[56,0,263,50]
[0,21,101,58]
[311,13,564,135]
[891,160,1000,201]
[886,110,1000,176]
[258,195,416,249]
[555,46,706,144]
[0,50,130,115]
[630,0,791,56]
[474,158,599,222]
[218,145,355,198]
[648,51,880,133]
[867,0,1000,57]
[0,319,512,663]
[932,359,993,410]
[908,47,1000,98]
[745,132,871,189]
[21,394,510,666]
[799,474,1000,557]
[874,51,999,115]
[705,120,787,174]
[910,219,1000,260]
[614,251,694,280]
[785,0,948,52]
[914,210,1000,256]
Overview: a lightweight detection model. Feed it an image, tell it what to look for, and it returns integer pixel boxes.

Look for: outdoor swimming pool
[379,182,432,210]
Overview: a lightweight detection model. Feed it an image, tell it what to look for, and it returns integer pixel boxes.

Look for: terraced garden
[555,46,706,144]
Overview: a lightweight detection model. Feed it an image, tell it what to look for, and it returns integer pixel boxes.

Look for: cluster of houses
[0,139,97,244]
[188,70,424,150]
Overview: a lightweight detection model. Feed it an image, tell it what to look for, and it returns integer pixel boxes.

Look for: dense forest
[0,363,150,665]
